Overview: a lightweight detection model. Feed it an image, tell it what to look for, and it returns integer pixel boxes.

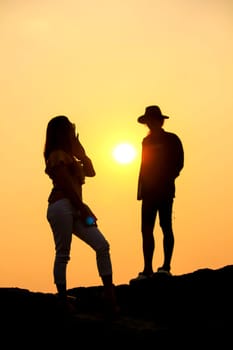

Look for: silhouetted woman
[44,115,117,314]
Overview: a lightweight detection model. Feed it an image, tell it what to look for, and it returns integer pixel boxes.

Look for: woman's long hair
[44,115,73,161]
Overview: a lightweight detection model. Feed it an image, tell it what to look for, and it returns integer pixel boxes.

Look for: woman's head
[44,115,75,160]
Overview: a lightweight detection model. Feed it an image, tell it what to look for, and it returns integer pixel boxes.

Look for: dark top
[137,129,184,200]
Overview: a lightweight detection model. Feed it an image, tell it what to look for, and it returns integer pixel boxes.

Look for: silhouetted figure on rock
[131,106,184,281]
[44,115,118,316]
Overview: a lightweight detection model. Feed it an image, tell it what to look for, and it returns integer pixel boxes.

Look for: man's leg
[141,199,157,276]
[159,198,174,272]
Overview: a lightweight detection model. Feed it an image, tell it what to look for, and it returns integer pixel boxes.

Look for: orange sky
[0,0,233,293]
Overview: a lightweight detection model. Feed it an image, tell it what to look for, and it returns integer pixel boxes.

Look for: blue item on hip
[85,216,96,226]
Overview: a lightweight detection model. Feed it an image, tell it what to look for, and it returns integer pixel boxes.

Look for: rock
[1,265,232,347]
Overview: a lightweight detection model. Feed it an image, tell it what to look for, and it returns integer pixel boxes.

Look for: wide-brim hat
[137,105,169,124]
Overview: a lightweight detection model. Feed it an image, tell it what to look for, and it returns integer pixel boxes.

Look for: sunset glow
[112,143,137,164]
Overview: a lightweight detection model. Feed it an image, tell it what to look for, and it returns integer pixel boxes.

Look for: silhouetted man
[132,105,184,280]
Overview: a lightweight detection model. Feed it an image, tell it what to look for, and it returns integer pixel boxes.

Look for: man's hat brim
[137,114,169,124]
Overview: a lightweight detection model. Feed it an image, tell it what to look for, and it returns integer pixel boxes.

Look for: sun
[112,143,136,164]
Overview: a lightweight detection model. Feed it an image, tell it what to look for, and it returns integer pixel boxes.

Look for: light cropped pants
[47,198,112,286]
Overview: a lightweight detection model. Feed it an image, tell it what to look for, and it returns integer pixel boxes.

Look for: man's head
[137,105,169,124]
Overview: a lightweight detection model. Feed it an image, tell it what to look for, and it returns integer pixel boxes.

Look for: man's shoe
[130,272,153,283]
[156,267,172,276]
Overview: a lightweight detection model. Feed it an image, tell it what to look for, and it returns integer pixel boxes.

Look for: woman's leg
[73,219,118,313]
[47,199,73,299]
[73,219,113,277]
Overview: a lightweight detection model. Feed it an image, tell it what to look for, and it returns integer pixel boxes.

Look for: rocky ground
[1,265,233,348]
